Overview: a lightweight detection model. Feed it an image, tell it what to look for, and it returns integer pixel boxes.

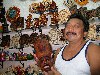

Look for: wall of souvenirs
[0,0,100,75]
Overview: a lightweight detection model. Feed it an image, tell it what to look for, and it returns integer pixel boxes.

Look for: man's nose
[68,26,74,31]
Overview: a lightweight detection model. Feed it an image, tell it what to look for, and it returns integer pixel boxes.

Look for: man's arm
[88,43,100,75]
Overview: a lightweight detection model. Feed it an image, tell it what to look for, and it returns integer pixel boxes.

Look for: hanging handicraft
[6,6,20,23]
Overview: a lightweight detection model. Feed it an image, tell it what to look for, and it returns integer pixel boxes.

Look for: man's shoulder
[88,42,100,56]
[89,42,100,50]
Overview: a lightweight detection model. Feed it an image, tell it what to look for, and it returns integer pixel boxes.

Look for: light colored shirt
[55,40,91,75]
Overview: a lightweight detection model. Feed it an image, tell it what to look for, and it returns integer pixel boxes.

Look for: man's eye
[75,25,80,28]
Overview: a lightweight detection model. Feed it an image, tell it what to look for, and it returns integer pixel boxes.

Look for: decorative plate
[6,6,20,23]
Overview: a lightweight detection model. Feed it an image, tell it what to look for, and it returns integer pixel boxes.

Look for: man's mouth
[66,32,76,35]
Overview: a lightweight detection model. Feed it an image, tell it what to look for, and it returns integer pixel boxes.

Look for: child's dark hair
[66,13,89,32]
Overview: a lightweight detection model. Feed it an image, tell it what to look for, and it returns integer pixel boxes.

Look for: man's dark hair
[66,13,89,32]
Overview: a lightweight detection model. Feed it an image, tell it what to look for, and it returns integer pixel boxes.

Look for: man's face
[64,18,86,42]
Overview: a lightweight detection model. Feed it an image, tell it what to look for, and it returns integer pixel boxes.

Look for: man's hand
[43,66,61,75]
[51,66,61,75]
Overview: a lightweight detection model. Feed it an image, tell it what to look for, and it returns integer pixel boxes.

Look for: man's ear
[84,32,88,38]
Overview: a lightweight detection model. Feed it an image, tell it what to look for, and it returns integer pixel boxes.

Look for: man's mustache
[66,32,76,35]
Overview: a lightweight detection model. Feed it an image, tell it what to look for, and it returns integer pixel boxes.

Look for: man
[44,13,100,75]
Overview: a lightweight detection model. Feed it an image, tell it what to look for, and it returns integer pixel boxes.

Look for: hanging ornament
[74,0,88,6]
[25,14,33,29]
[6,6,20,23]
[92,0,100,3]
[86,24,97,41]
[0,25,3,32]
[63,0,76,8]
[48,28,66,45]
[58,9,71,24]
[29,2,39,13]
[42,0,51,11]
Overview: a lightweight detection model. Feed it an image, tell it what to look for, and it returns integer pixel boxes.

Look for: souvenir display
[4,65,15,75]
[77,7,87,18]
[49,0,58,13]
[86,23,100,40]
[60,29,66,42]
[37,2,45,14]
[25,64,39,75]
[96,6,100,17]
[48,28,66,45]
[63,0,75,8]
[19,34,30,48]
[29,0,58,14]
[0,25,3,32]
[86,8,99,20]
[0,8,6,23]
[92,0,100,2]
[6,6,20,23]
[87,24,97,40]
[0,7,5,16]
[25,14,33,29]
[17,52,27,61]
[0,0,3,9]
[0,7,9,33]
[74,0,88,6]
[10,17,24,31]
[39,14,48,26]
[33,34,53,72]
[27,53,34,60]
[16,17,24,30]
[0,51,6,61]
[10,21,18,31]
[2,23,9,33]
[69,5,77,15]
[96,25,100,34]
[11,52,27,61]
[13,65,25,75]
[1,35,10,48]
[32,14,48,30]
[0,13,5,23]
[96,25,100,40]
[33,18,40,30]
[29,2,40,13]
[51,12,59,25]
[10,34,20,49]
[42,0,51,11]
[29,32,38,45]
[0,64,40,75]
[86,10,97,20]
[86,17,100,40]
[58,9,71,24]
